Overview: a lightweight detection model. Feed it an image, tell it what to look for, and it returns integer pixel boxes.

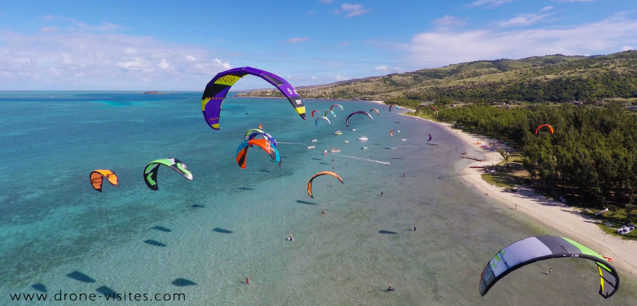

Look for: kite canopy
[330,104,344,111]
[244,128,277,148]
[311,110,321,117]
[389,129,394,137]
[324,110,336,118]
[345,111,374,127]
[143,158,193,191]
[307,171,344,198]
[389,104,400,112]
[90,169,119,192]
[479,236,619,299]
[415,104,438,115]
[315,116,331,126]
[201,67,306,130]
[236,139,281,169]
[428,134,432,142]
[535,124,554,135]
[370,108,380,117]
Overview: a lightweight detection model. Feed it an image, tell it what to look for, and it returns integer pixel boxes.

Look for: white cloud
[432,15,466,27]
[398,13,637,67]
[158,58,171,69]
[287,36,309,44]
[335,3,370,18]
[40,26,58,33]
[621,46,635,51]
[470,0,515,8]
[0,29,232,90]
[374,65,402,73]
[496,12,552,27]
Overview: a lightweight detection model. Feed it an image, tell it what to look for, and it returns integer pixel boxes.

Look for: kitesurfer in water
[387,284,394,292]
[287,234,294,241]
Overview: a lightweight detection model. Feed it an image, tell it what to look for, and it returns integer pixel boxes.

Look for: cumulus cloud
[335,3,370,18]
[287,36,309,44]
[496,10,553,28]
[374,65,402,73]
[398,13,637,67]
[470,0,516,8]
[432,15,466,28]
[0,28,232,90]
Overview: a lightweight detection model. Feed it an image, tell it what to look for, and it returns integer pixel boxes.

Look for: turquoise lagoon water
[0,91,636,305]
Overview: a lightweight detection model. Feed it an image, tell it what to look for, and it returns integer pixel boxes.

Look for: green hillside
[239,51,637,105]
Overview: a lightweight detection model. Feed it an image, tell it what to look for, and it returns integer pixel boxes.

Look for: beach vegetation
[435,102,637,229]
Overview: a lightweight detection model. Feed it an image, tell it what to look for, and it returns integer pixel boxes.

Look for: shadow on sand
[31,283,47,292]
[378,230,398,235]
[172,278,198,287]
[67,271,96,283]
[213,227,233,234]
[151,226,171,232]
[192,204,204,208]
[96,286,118,297]
[238,187,254,190]
[296,200,317,205]
[144,239,167,247]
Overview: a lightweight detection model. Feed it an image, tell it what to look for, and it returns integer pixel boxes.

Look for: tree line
[434,103,636,220]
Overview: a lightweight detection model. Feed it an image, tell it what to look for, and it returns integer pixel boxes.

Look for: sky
[0,0,636,90]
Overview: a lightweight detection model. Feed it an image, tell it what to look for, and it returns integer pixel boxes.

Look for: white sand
[413,116,637,279]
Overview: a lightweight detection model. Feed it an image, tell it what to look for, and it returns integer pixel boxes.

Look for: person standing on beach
[246,276,250,285]
[381,191,384,197]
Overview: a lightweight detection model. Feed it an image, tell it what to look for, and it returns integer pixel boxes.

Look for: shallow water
[1,92,635,305]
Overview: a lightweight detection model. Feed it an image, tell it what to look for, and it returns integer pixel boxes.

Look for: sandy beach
[414,116,637,279]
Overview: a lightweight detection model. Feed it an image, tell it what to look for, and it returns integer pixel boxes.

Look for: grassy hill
[239,51,637,105]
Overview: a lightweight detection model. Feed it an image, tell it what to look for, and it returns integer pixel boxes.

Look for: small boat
[330,148,341,153]
[361,146,368,150]
[344,140,349,143]
[334,130,343,135]
[311,139,318,143]
[358,136,368,141]
[385,146,398,150]
[307,146,316,149]
[352,129,357,132]
[401,139,407,142]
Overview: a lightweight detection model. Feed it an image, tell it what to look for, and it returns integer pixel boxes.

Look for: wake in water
[339,154,391,165]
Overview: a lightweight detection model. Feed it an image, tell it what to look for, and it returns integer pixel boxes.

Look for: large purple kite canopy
[201,67,306,130]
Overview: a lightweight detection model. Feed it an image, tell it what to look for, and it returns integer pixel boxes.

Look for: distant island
[142,91,168,95]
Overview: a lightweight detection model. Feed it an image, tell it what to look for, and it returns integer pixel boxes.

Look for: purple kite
[201,67,306,130]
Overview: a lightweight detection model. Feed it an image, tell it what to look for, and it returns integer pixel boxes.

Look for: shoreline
[406,113,637,280]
